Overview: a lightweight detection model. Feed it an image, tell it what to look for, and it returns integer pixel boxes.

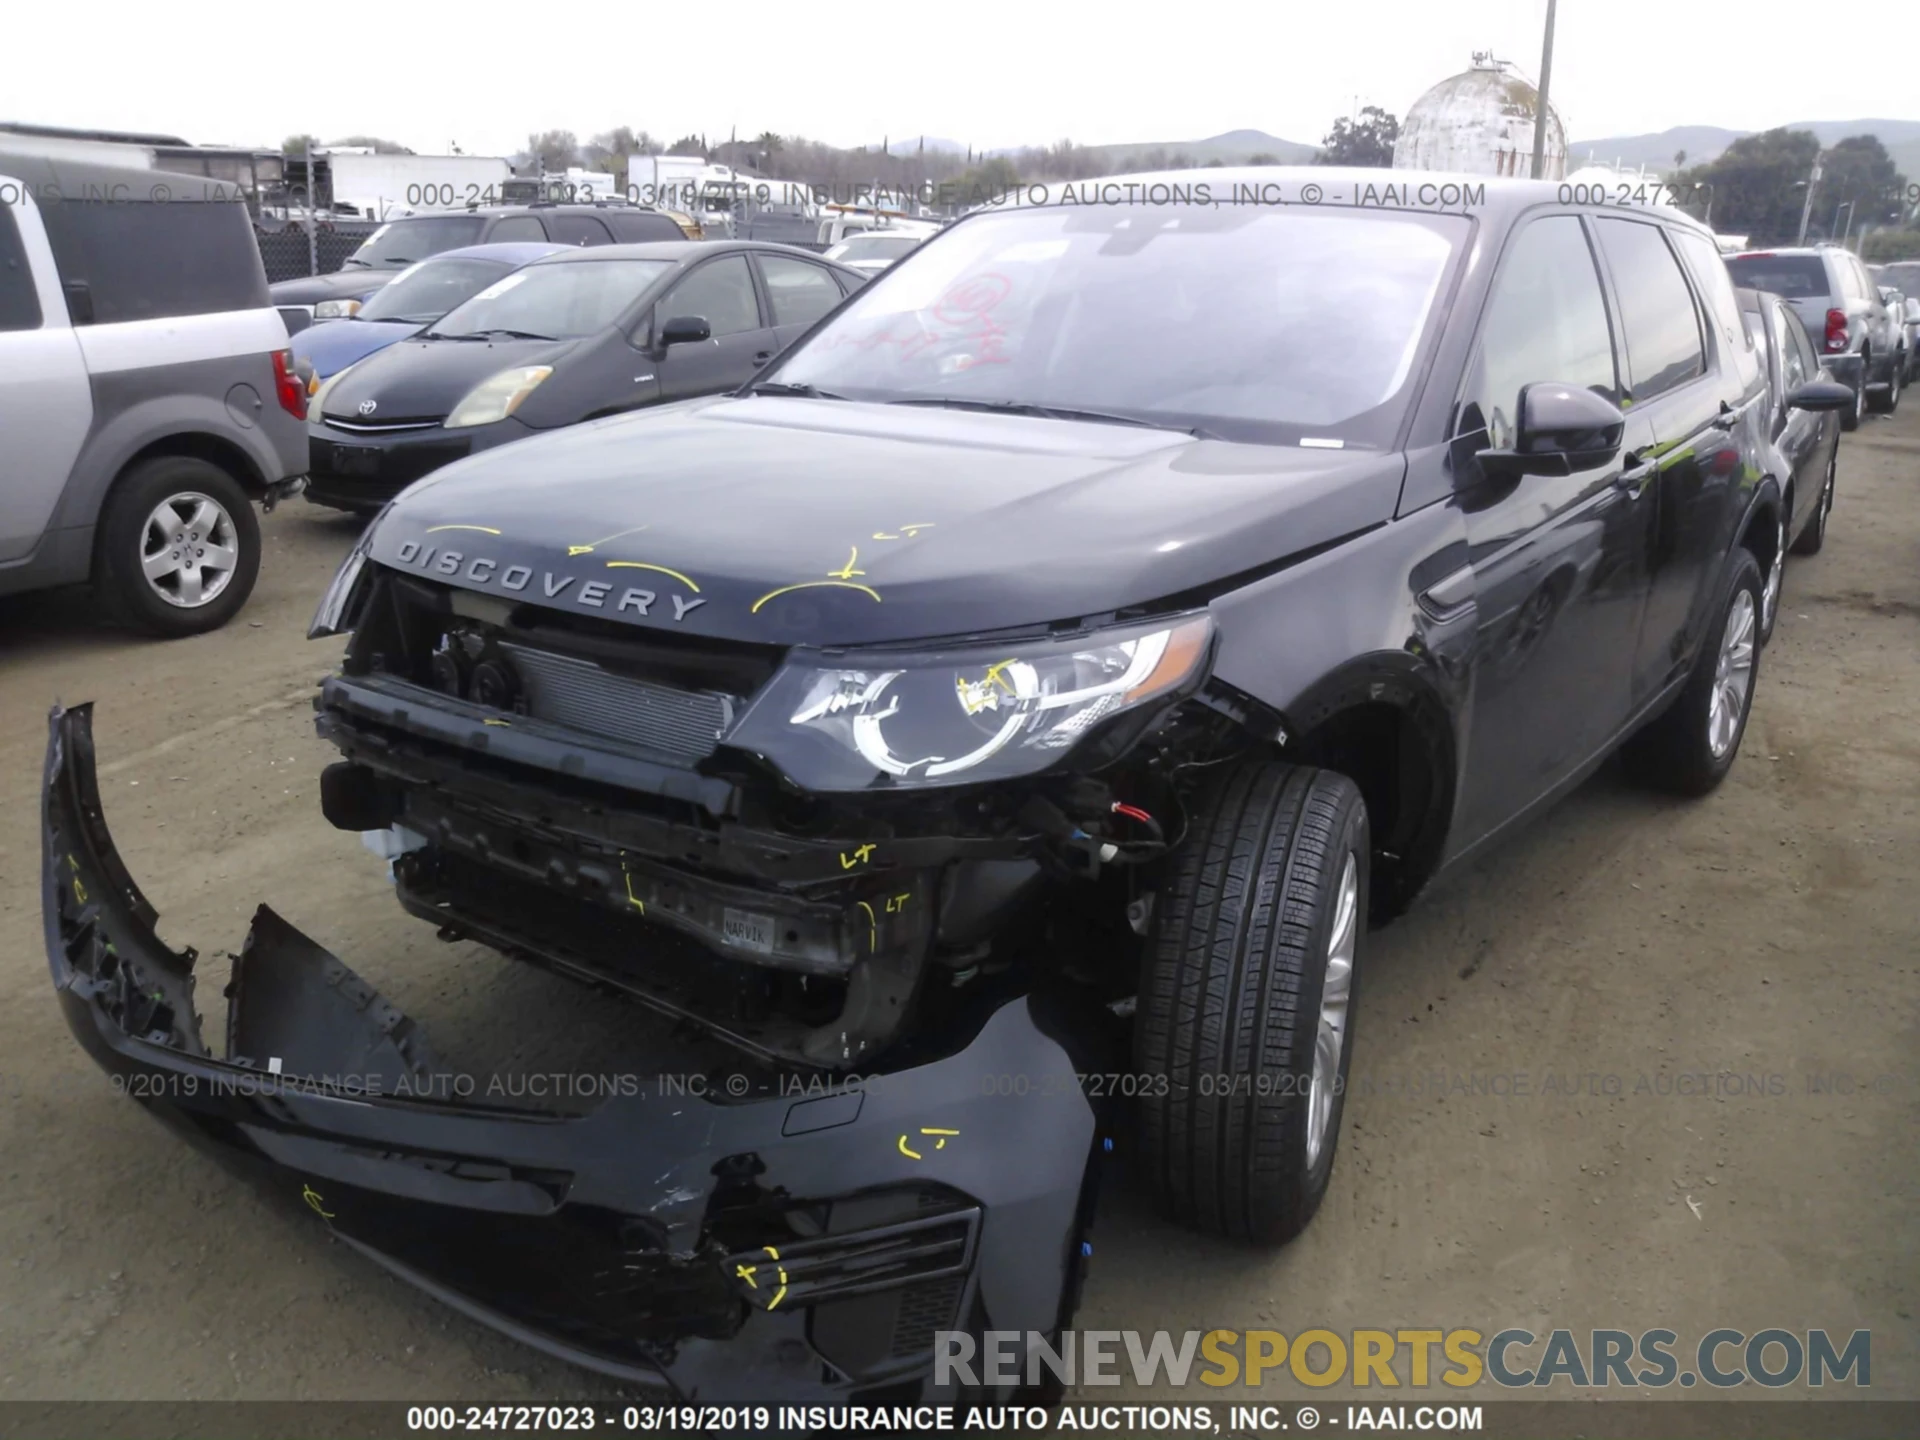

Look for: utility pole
[1530,0,1558,180]
[1797,158,1822,245]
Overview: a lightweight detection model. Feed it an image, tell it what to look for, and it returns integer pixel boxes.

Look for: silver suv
[0,153,308,635]
[1726,245,1901,429]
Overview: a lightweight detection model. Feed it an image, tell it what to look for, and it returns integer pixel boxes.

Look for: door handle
[1616,454,1657,492]
[753,351,773,365]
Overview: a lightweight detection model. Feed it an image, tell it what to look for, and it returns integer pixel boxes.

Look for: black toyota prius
[304,240,866,511]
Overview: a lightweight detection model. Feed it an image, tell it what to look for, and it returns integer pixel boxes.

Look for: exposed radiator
[498,642,735,763]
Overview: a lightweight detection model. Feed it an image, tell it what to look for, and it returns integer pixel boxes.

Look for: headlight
[308,510,385,638]
[309,362,356,417]
[445,366,553,429]
[727,614,1212,791]
[314,298,362,319]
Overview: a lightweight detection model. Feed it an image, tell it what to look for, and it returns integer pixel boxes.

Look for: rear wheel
[1135,761,1368,1244]
[1790,446,1836,557]
[1622,548,1763,796]
[97,457,260,637]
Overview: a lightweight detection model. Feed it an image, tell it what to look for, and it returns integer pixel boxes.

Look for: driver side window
[659,254,760,337]
[1455,216,1618,452]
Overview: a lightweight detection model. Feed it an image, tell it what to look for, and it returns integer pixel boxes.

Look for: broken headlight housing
[308,508,387,638]
[727,614,1212,791]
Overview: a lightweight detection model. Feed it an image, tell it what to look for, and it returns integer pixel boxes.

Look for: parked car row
[1726,244,1903,425]
[268,202,691,335]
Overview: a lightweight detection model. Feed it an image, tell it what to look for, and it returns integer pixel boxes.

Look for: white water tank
[1393,54,1567,180]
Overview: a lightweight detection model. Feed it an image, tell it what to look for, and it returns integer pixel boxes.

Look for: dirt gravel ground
[0,408,1914,1407]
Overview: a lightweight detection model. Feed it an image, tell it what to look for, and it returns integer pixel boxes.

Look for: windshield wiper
[460,328,557,341]
[748,381,847,399]
[886,397,1207,436]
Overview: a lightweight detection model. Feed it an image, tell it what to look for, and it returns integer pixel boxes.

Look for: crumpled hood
[315,335,578,426]
[366,395,1404,646]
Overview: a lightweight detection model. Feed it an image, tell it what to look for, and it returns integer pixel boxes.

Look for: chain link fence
[254,219,380,283]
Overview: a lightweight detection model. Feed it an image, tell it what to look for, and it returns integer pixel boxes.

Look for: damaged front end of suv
[44,701,1115,1399]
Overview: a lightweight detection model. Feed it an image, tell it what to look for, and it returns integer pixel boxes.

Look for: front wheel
[1789,446,1836,557]
[1135,761,1369,1244]
[1840,372,1864,432]
[1869,356,1902,414]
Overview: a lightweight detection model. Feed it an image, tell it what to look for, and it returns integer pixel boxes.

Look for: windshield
[346,216,487,268]
[357,257,511,324]
[770,204,1466,447]
[1725,255,1829,300]
[427,259,672,340]
[831,234,923,262]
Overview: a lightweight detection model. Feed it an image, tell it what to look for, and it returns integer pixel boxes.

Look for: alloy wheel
[1707,589,1756,760]
[140,492,240,609]
[1306,851,1358,1169]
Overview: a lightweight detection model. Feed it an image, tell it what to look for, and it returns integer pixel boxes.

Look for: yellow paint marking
[734,1263,757,1288]
[751,580,883,613]
[872,523,936,540]
[622,863,646,915]
[761,1246,789,1310]
[838,843,877,870]
[302,1185,335,1219]
[604,560,700,592]
[856,900,877,952]
[827,546,866,580]
[481,718,512,727]
[568,524,650,556]
[885,892,910,913]
[898,1134,923,1160]
[425,524,502,535]
[73,877,88,905]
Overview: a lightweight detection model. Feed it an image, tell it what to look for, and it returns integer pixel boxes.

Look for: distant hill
[1572,118,1920,177]
[1088,128,1319,167]
[983,128,1318,167]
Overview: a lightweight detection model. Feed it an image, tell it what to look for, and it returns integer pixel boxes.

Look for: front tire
[1622,548,1763,796]
[96,457,261,637]
[1840,372,1864,432]
[1869,356,1902,414]
[1789,445,1836,557]
[1135,761,1368,1244]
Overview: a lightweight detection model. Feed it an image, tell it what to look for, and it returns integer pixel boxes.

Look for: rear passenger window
[1593,218,1705,401]
[758,256,841,327]
[486,216,546,242]
[660,255,760,337]
[0,205,42,330]
[608,211,685,242]
[37,199,269,324]
[1455,215,1617,450]
[548,214,613,246]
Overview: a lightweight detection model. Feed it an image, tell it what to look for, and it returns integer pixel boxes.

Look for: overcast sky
[12,0,1915,157]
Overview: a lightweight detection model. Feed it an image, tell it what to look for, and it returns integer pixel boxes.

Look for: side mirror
[1475,383,1625,479]
[1786,379,1857,412]
[659,314,711,348]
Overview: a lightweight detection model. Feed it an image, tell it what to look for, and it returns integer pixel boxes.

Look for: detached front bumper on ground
[41,704,1108,1401]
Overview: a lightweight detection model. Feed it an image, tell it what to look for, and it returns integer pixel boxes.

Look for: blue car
[290,241,568,388]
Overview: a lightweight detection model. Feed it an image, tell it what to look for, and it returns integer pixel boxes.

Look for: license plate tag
[332,443,380,476]
[722,907,775,954]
